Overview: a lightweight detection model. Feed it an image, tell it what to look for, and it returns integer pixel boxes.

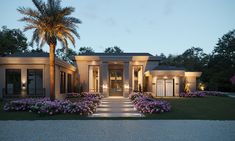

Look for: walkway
[91,96,143,117]
[1,120,235,141]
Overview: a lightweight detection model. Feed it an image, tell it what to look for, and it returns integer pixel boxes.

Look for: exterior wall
[75,56,160,97]
[0,57,76,99]
[0,64,48,98]
[149,71,201,97]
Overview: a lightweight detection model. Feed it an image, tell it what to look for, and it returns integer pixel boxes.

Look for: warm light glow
[163,76,168,79]
[124,84,129,89]
[102,84,108,89]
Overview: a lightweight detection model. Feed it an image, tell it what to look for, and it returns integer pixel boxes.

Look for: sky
[0,0,235,56]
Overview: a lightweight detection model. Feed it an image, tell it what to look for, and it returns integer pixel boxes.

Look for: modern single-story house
[0,52,201,99]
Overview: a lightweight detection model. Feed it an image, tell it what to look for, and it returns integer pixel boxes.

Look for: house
[0,53,76,99]
[0,52,201,99]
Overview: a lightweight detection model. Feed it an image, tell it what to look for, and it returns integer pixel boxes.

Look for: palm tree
[18,0,81,100]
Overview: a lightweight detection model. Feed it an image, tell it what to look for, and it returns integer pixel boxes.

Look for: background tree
[160,47,208,71]
[204,30,235,91]
[79,47,94,54]
[104,46,124,54]
[0,26,28,56]
[56,48,78,64]
[18,0,81,100]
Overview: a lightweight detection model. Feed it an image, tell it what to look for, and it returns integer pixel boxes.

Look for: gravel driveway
[0,120,234,141]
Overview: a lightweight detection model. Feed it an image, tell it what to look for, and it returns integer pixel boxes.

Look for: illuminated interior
[89,66,100,92]
[132,65,143,92]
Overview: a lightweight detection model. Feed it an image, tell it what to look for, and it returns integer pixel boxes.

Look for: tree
[205,30,235,91]
[79,47,94,54]
[104,46,124,54]
[56,48,77,64]
[0,26,28,56]
[160,47,208,71]
[18,0,81,100]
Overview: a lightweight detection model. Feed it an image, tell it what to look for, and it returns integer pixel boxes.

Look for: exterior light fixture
[102,84,108,89]
[163,76,168,79]
[22,83,26,90]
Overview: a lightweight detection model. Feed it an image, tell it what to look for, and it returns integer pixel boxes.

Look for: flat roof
[5,52,49,57]
[78,52,154,56]
[153,65,185,70]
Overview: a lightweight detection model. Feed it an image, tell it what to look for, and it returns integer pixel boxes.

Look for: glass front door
[109,69,123,96]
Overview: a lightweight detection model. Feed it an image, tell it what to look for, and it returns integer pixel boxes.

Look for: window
[88,66,100,92]
[60,71,66,93]
[6,69,21,95]
[67,73,72,93]
[132,66,143,92]
[27,69,43,95]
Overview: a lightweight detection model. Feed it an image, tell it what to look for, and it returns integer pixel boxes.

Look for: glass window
[67,73,72,93]
[60,71,66,93]
[89,66,100,92]
[27,69,43,95]
[132,66,143,92]
[6,69,21,95]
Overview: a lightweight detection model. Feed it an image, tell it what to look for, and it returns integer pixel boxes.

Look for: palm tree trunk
[49,43,56,101]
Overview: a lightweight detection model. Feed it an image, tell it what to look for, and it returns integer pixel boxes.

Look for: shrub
[129,93,171,114]
[3,93,102,116]
[179,91,205,97]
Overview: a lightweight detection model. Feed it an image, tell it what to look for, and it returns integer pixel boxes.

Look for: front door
[109,69,123,96]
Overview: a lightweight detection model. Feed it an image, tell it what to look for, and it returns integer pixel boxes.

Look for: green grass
[145,96,235,120]
[0,96,235,120]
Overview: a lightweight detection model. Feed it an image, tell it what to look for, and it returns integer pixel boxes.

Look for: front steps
[91,97,143,117]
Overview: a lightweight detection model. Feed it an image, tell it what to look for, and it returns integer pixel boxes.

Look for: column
[101,62,108,97]
[123,62,130,97]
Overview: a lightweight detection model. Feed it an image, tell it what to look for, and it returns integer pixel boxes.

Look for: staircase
[91,97,143,117]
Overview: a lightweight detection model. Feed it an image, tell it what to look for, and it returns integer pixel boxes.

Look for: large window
[27,69,43,95]
[60,71,66,93]
[67,73,72,93]
[132,66,143,92]
[88,66,100,92]
[6,69,21,95]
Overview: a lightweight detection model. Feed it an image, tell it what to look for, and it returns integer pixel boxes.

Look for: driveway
[0,120,234,141]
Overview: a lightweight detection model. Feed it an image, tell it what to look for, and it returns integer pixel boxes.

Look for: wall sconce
[102,84,108,89]
[124,84,129,89]
[22,83,26,90]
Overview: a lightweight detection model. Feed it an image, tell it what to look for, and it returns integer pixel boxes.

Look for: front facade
[0,52,201,99]
[75,53,201,97]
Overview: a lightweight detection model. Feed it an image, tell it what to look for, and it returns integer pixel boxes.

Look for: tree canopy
[104,46,124,54]
[79,47,94,54]
[0,26,28,56]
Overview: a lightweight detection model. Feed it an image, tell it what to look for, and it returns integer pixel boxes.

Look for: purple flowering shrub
[3,93,102,116]
[129,93,171,114]
[203,91,227,97]
[180,91,227,97]
[179,91,206,97]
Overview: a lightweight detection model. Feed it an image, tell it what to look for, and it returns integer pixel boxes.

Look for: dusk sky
[1,0,235,55]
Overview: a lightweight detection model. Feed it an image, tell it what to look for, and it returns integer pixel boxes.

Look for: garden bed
[3,92,102,116]
[129,93,171,114]
[179,91,228,97]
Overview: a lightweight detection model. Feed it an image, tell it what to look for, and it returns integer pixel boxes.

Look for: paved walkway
[91,96,143,117]
[0,120,235,141]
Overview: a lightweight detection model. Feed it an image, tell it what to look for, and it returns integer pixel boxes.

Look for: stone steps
[91,97,143,117]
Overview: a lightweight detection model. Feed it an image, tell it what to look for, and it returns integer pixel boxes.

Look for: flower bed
[129,93,171,114]
[179,91,206,97]
[179,91,228,97]
[203,91,227,97]
[3,93,102,116]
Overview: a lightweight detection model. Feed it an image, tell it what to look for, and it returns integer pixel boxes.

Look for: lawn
[0,96,235,120]
[146,96,235,120]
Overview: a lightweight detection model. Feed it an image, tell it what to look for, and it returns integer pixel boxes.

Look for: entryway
[156,79,174,96]
[109,69,123,96]
[92,97,143,117]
